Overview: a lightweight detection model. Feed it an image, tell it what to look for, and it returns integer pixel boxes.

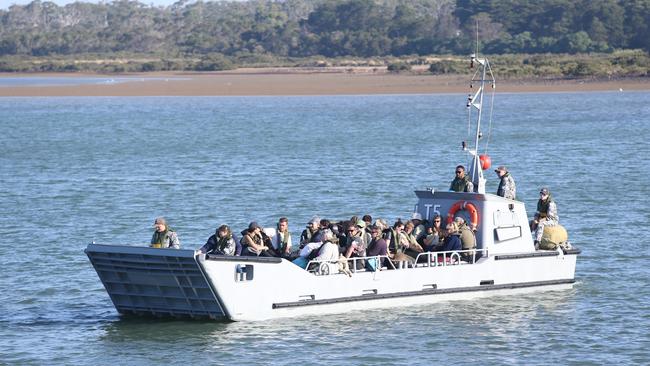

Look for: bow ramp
[85,244,226,319]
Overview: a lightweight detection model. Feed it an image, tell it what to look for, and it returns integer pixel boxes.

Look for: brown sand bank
[1,68,649,97]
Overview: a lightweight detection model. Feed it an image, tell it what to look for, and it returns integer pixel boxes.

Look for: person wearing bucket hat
[531,187,559,249]
[150,217,180,249]
[494,165,516,200]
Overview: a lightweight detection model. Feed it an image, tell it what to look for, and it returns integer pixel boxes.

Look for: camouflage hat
[154,217,166,226]
[540,187,550,195]
[494,165,507,173]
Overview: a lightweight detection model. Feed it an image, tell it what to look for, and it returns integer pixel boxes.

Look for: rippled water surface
[1,92,649,365]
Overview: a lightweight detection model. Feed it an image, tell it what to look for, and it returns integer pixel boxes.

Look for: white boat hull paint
[199,250,577,321]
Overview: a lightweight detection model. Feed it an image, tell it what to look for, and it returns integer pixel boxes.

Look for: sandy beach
[1,68,649,96]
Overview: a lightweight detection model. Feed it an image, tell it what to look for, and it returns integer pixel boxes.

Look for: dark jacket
[441,234,462,252]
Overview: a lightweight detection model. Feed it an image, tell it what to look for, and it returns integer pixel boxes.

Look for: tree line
[0,0,649,72]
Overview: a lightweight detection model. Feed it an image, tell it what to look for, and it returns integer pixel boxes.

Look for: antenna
[464,21,496,195]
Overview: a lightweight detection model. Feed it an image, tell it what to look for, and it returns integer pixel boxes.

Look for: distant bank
[1,69,648,97]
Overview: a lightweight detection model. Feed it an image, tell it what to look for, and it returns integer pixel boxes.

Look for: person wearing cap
[454,217,477,262]
[495,166,516,200]
[198,224,236,256]
[531,187,559,249]
[241,221,272,257]
[343,220,370,259]
[300,216,322,247]
[450,165,474,193]
[410,212,426,242]
[150,217,180,249]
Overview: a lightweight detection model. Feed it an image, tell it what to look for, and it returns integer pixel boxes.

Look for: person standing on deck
[450,165,474,192]
[495,166,516,200]
[531,187,559,249]
[150,217,180,249]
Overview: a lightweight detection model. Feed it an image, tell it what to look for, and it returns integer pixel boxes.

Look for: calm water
[1,92,649,365]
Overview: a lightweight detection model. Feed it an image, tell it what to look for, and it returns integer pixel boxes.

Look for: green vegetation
[0,0,649,76]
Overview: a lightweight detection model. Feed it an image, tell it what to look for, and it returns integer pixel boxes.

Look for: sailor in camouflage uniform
[532,187,559,248]
[150,217,180,249]
[494,166,516,200]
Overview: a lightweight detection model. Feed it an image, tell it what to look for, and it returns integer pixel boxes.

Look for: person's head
[217,224,231,238]
[393,219,405,231]
[153,217,167,232]
[454,216,466,226]
[362,214,372,226]
[320,219,331,229]
[248,221,261,233]
[446,222,459,234]
[370,224,382,238]
[347,223,358,236]
[307,216,320,232]
[494,165,507,178]
[321,229,334,243]
[405,221,414,233]
[410,212,422,225]
[277,217,288,232]
[432,214,442,228]
[539,187,550,200]
[455,165,466,178]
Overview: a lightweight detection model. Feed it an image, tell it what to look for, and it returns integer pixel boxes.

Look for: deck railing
[305,248,489,276]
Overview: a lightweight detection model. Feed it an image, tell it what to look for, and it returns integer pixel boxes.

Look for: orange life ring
[447,200,479,230]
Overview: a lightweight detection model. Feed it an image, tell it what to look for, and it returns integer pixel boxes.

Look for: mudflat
[1,68,648,96]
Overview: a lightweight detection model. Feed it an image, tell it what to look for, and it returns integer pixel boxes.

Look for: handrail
[306,255,395,275]
[414,248,489,267]
[304,249,488,276]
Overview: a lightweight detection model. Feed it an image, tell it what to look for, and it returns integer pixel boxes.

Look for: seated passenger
[365,224,388,271]
[454,217,477,262]
[423,214,443,251]
[440,222,462,252]
[308,229,339,270]
[300,216,323,247]
[270,217,293,258]
[344,220,369,259]
[150,217,180,249]
[389,220,422,263]
[241,221,273,257]
[362,214,373,234]
[410,213,426,243]
[198,224,236,256]
[531,187,560,250]
[450,165,474,192]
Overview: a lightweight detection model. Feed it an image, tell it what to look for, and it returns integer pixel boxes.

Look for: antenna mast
[464,22,495,194]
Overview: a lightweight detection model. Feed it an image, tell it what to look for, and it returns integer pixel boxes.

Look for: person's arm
[547,201,559,222]
[283,233,293,254]
[198,235,215,254]
[169,232,180,249]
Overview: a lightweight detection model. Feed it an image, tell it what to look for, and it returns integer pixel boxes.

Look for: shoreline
[1,69,649,96]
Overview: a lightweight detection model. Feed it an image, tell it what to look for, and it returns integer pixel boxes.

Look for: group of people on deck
[149,165,560,260]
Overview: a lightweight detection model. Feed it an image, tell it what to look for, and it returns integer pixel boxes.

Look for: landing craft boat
[85,52,580,322]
